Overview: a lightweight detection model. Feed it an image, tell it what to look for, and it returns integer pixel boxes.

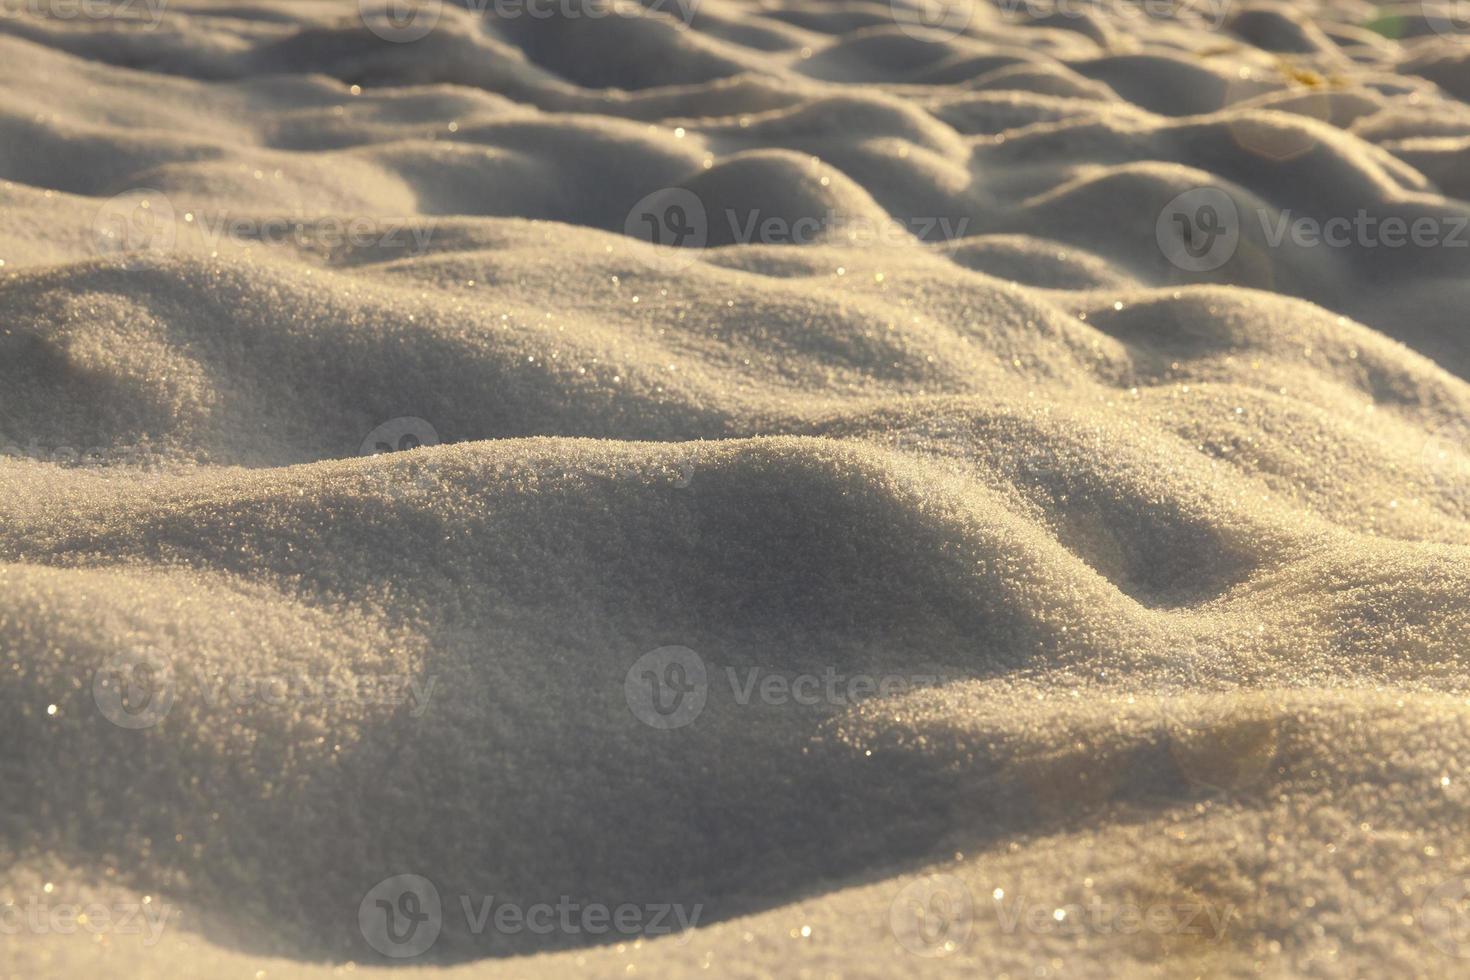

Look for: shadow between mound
[0,440,1270,966]
[2,662,974,964]
[0,444,1076,965]
[6,666,1288,967]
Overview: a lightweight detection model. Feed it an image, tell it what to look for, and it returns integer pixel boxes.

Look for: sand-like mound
[3,0,1470,977]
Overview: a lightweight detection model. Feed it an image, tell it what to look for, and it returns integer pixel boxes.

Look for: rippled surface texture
[4,0,1470,976]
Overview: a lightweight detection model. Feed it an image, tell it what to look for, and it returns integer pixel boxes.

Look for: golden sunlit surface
[2,0,1470,976]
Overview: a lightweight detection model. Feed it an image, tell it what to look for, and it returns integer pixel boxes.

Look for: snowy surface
[3,0,1470,976]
